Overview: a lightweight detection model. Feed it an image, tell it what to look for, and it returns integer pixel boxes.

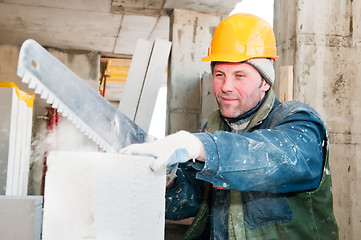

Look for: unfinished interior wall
[274,1,361,239]
[0,45,29,91]
[167,9,224,133]
[0,44,100,195]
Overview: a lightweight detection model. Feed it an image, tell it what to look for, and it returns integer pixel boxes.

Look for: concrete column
[0,45,28,91]
[274,1,361,239]
[167,9,224,134]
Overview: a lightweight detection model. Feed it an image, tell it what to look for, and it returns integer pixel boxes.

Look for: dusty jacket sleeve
[194,103,326,193]
[165,161,205,220]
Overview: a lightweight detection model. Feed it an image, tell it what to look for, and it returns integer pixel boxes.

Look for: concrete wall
[167,9,224,134]
[0,45,30,91]
[0,44,100,195]
[274,1,361,239]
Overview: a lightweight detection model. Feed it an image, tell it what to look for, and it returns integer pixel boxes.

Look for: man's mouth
[219,95,237,102]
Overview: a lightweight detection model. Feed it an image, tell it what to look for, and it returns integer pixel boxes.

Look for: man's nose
[221,77,234,92]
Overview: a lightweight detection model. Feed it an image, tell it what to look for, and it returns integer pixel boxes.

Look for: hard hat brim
[201,54,278,62]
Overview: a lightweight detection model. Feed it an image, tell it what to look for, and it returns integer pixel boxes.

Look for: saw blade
[17,39,149,153]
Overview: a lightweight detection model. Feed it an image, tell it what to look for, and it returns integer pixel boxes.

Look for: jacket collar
[222,89,276,133]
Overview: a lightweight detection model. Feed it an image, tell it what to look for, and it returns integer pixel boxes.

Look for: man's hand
[119,131,203,171]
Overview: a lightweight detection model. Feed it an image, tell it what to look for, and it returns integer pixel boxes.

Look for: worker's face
[213,62,270,118]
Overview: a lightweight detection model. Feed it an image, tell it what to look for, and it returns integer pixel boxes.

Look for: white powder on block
[42,151,166,240]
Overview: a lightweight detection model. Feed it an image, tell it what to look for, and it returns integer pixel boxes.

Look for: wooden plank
[12,95,25,195]
[134,38,171,131]
[278,65,294,103]
[0,84,33,196]
[3,87,19,195]
[0,87,18,195]
[18,90,33,195]
[118,39,153,120]
[21,101,33,195]
[42,151,166,240]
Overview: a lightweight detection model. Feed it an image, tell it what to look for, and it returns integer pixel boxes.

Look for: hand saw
[17,39,150,153]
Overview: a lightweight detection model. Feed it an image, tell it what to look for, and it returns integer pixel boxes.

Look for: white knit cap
[246,58,275,86]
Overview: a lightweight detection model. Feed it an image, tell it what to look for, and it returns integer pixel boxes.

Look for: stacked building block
[0,82,34,196]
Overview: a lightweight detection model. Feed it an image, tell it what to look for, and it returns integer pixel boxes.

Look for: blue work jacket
[165,92,337,239]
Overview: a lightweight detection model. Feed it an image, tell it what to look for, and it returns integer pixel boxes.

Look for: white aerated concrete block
[42,151,166,240]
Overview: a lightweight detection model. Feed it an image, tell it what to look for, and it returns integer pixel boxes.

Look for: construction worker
[121,13,339,239]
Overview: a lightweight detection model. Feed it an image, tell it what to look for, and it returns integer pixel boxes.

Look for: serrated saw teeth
[62,109,68,117]
[52,100,59,109]
[57,104,64,113]
[34,86,42,94]
[46,95,54,104]
[17,39,148,153]
[21,73,31,84]
[40,90,48,99]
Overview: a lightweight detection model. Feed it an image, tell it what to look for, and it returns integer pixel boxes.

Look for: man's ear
[261,80,271,92]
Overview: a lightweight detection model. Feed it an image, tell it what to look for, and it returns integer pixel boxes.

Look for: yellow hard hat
[202,13,278,62]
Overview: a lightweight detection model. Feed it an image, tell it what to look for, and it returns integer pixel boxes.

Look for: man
[121,13,339,239]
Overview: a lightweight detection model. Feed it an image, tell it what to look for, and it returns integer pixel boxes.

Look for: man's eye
[215,73,224,77]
